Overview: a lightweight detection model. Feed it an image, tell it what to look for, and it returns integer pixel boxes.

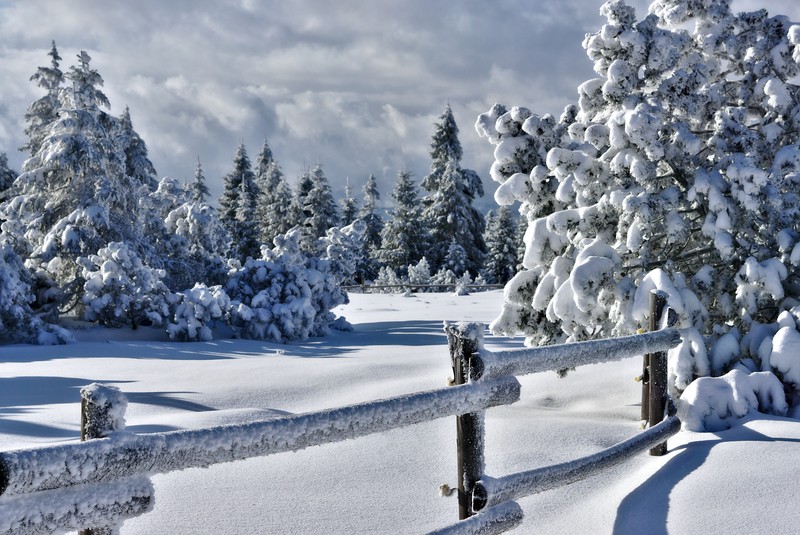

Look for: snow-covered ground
[1,290,799,534]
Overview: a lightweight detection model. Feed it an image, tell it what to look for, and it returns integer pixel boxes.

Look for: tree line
[0,42,520,343]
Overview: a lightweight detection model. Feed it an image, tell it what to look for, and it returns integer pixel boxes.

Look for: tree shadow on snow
[613,424,800,535]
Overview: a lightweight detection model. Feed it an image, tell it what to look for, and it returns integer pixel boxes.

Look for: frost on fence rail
[0,476,152,535]
[0,377,521,497]
[473,416,682,510]
[478,329,681,380]
[427,500,523,535]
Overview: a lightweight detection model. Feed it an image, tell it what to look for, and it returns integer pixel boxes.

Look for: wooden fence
[0,291,681,534]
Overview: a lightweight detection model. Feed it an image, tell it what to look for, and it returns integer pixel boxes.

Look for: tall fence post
[446,322,486,520]
[646,290,669,456]
[79,383,129,535]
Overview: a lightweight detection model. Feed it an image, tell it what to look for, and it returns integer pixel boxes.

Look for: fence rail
[0,293,682,534]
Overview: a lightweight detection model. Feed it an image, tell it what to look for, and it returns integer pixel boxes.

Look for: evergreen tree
[378,170,428,276]
[260,162,294,245]
[21,41,64,157]
[481,206,519,284]
[299,164,339,253]
[1,51,142,307]
[254,140,293,245]
[0,153,16,195]
[219,142,256,236]
[234,167,262,262]
[290,167,314,232]
[360,173,383,249]
[115,106,158,191]
[421,104,486,274]
[443,239,468,275]
[356,173,383,281]
[340,179,359,226]
[477,1,800,395]
[191,157,210,204]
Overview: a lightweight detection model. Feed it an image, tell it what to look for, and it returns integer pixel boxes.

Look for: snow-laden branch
[478,329,681,380]
[0,377,521,497]
[475,416,681,509]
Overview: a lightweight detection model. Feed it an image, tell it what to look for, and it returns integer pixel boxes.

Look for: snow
[1,291,799,533]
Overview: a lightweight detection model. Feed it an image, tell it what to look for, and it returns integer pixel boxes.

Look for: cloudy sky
[1,0,798,212]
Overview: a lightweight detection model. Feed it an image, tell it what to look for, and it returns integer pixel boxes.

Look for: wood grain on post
[447,323,486,520]
[647,290,669,456]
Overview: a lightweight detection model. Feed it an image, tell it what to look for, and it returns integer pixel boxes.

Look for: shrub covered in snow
[0,245,72,344]
[477,1,800,398]
[79,242,170,328]
[226,229,347,342]
[166,284,230,342]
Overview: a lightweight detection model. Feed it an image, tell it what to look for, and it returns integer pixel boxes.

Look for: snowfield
[1,290,799,534]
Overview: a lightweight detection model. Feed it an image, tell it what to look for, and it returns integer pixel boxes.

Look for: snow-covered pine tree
[422,104,487,275]
[191,157,210,204]
[254,142,294,245]
[340,179,359,226]
[290,167,314,236]
[1,51,143,308]
[234,166,262,262]
[21,41,64,157]
[164,185,229,288]
[298,164,339,254]
[477,0,800,395]
[482,206,519,284]
[0,153,15,196]
[378,170,428,277]
[115,106,158,191]
[219,142,256,236]
[355,173,383,281]
[443,239,468,275]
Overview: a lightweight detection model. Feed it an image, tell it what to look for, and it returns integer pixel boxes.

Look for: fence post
[646,290,669,456]
[446,322,486,520]
[79,383,128,535]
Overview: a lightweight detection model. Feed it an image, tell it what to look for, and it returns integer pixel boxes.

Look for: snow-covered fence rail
[437,300,682,534]
[342,283,505,293]
[0,379,520,498]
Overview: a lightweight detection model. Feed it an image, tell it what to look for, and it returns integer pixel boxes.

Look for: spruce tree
[378,170,428,276]
[234,169,262,262]
[421,104,486,275]
[0,153,16,195]
[290,167,314,232]
[340,179,359,226]
[299,164,339,253]
[191,157,210,204]
[482,206,519,284]
[219,142,256,237]
[1,51,142,306]
[356,173,383,281]
[21,41,64,157]
[254,140,293,244]
[115,106,158,191]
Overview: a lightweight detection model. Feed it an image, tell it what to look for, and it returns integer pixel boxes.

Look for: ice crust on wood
[479,328,681,380]
[0,378,520,497]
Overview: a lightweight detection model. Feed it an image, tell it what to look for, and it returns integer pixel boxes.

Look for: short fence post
[79,383,128,535]
[446,322,486,520]
[646,290,669,456]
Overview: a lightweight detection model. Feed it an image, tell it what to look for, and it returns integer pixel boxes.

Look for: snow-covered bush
[323,219,367,285]
[678,369,787,432]
[0,245,72,344]
[166,284,230,342]
[164,200,229,286]
[79,242,170,328]
[374,266,403,292]
[226,229,347,342]
[407,257,432,287]
[477,1,800,398]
